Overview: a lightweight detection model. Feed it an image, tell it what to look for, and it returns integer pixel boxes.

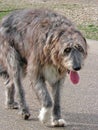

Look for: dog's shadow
[61,113,98,130]
[27,113,98,129]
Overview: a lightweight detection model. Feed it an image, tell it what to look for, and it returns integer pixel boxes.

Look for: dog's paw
[5,102,19,109]
[38,107,52,123]
[51,119,68,127]
[19,108,30,120]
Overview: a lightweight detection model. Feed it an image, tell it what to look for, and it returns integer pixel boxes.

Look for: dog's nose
[73,66,81,71]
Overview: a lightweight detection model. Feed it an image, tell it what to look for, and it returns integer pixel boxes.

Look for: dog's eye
[64,48,71,54]
[78,46,84,52]
[76,45,84,52]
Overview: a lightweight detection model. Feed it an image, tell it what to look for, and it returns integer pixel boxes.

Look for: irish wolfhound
[0,9,88,127]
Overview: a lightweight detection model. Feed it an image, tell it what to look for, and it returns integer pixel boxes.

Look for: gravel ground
[0,0,98,40]
[0,0,98,25]
[29,0,98,25]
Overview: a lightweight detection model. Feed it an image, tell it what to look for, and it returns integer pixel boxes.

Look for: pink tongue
[70,71,80,84]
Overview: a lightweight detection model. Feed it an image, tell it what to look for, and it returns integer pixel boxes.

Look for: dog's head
[60,31,87,71]
[50,28,88,84]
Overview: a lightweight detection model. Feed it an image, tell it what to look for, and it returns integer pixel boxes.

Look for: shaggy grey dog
[0,9,88,127]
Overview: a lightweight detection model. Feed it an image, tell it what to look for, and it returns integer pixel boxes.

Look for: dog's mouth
[67,70,80,84]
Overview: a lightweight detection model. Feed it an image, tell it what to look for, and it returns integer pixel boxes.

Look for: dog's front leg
[33,77,52,124]
[51,80,68,127]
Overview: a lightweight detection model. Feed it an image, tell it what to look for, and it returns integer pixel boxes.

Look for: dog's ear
[58,30,65,38]
[73,30,88,58]
[46,29,66,45]
[46,33,54,45]
[82,36,88,58]
[49,30,65,44]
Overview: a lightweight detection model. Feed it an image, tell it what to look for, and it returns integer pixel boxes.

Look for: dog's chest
[43,65,61,84]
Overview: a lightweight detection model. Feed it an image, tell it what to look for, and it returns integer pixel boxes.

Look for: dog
[0,9,88,127]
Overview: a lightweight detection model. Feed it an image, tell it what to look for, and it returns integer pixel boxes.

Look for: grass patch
[78,24,98,40]
[0,11,11,19]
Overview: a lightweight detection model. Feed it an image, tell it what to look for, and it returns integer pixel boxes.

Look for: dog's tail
[0,64,9,78]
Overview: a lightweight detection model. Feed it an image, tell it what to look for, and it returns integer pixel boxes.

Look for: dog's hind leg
[5,78,18,109]
[6,47,30,120]
[51,80,68,127]
[0,64,18,109]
